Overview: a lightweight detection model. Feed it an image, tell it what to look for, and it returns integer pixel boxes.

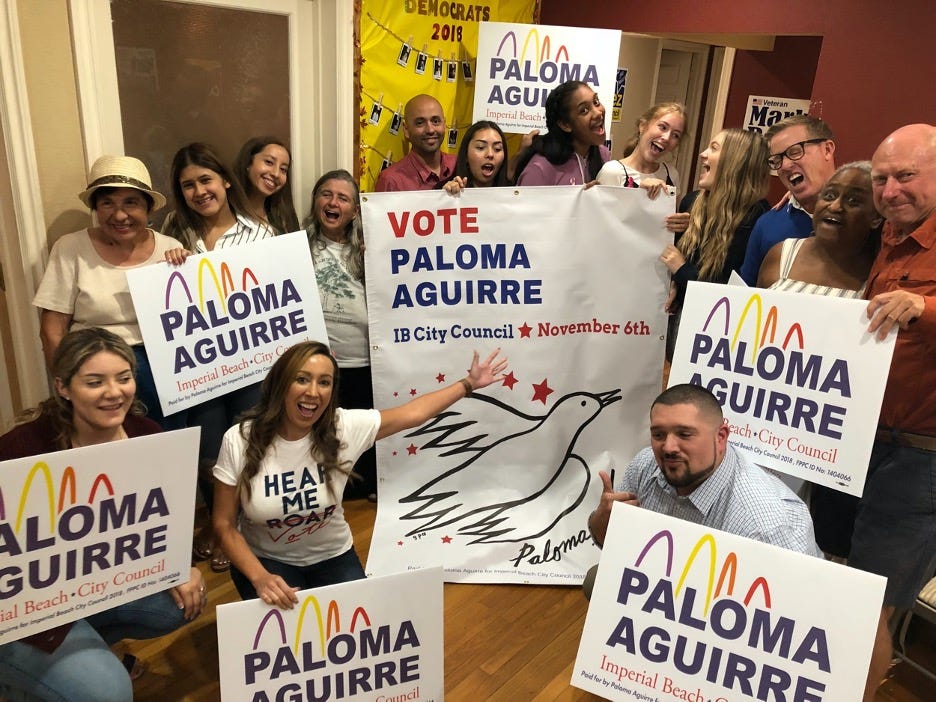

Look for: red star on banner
[532,378,554,404]
[436,373,446,383]
[518,322,532,338]
[409,388,417,396]
[392,451,398,456]
[397,541,404,546]
[502,371,518,390]
[393,391,399,397]
[406,443,418,455]
[441,535,452,544]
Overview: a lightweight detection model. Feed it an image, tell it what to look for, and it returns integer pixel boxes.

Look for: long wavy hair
[454,121,510,187]
[677,129,769,281]
[302,170,365,282]
[162,142,258,249]
[233,136,300,234]
[236,342,345,500]
[514,81,605,181]
[19,328,144,449]
[619,102,688,159]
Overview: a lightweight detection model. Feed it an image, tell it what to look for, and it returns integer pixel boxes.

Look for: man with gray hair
[857,123,936,700]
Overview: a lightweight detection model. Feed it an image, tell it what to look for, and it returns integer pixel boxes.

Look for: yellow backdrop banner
[359,0,537,191]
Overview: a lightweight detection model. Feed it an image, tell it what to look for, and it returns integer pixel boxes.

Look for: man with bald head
[374,94,456,192]
[856,124,936,699]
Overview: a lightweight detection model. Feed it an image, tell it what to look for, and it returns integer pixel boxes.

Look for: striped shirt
[769,237,866,298]
[618,445,822,557]
[192,214,274,253]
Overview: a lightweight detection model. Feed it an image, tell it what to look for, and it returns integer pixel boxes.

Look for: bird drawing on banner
[398,388,621,544]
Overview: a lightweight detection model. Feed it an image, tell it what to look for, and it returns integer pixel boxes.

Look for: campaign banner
[126,232,328,416]
[744,95,812,134]
[361,186,673,584]
[574,505,885,701]
[669,282,895,496]
[216,567,444,701]
[473,22,621,133]
[0,429,199,644]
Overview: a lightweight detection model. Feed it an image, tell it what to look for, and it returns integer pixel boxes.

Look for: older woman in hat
[32,155,181,427]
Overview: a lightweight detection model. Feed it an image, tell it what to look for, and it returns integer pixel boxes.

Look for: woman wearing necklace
[0,328,205,702]
[514,81,610,186]
[33,156,180,429]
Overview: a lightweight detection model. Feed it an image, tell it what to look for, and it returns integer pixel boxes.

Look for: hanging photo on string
[432,56,444,81]
[381,152,393,171]
[415,50,428,75]
[447,59,458,83]
[447,127,458,150]
[389,108,403,136]
[368,98,384,126]
[396,41,412,68]
[462,59,473,82]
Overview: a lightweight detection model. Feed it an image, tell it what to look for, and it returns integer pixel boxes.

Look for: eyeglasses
[767,138,828,170]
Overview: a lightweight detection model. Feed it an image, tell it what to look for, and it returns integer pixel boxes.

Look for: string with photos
[360,87,464,174]
[364,11,474,84]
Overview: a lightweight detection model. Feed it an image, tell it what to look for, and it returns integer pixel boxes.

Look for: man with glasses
[738,115,836,285]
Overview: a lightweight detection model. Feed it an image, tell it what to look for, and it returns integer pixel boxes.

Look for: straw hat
[77,155,167,211]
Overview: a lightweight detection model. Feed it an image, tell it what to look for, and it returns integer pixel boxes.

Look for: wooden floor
[125,500,936,701]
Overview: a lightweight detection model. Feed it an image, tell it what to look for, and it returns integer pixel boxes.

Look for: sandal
[210,548,231,573]
[192,528,214,562]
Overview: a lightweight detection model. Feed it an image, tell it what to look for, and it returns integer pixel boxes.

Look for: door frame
[0,0,52,424]
[68,0,357,213]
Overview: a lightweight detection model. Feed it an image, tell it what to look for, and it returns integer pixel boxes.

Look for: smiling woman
[31,156,179,429]
[0,328,206,702]
[211,341,507,608]
[514,80,611,186]
[302,170,375,498]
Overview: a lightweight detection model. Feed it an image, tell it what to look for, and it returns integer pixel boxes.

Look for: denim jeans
[230,547,366,600]
[0,590,186,702]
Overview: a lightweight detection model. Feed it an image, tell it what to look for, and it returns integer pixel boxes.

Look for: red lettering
[388,211,410,238]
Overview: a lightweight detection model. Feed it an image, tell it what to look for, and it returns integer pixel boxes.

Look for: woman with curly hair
[213,342,507,607]
[233,136,300,233]
[514,80,610,186]
[659,128,770,357]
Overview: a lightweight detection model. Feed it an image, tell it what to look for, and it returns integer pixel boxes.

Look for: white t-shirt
[214,408,380,566]
[596,159,681,192]
[32,229,177,345]
[312,239,370,367]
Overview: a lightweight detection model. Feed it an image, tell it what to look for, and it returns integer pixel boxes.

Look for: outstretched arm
[376,349,508,440]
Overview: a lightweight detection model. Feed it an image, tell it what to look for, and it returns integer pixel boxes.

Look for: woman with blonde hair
[0,328,205,701]
[597,102,690,233]
[660,128,770,354]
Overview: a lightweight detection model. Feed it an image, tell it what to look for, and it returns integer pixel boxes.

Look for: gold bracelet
[459,378,473,396]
